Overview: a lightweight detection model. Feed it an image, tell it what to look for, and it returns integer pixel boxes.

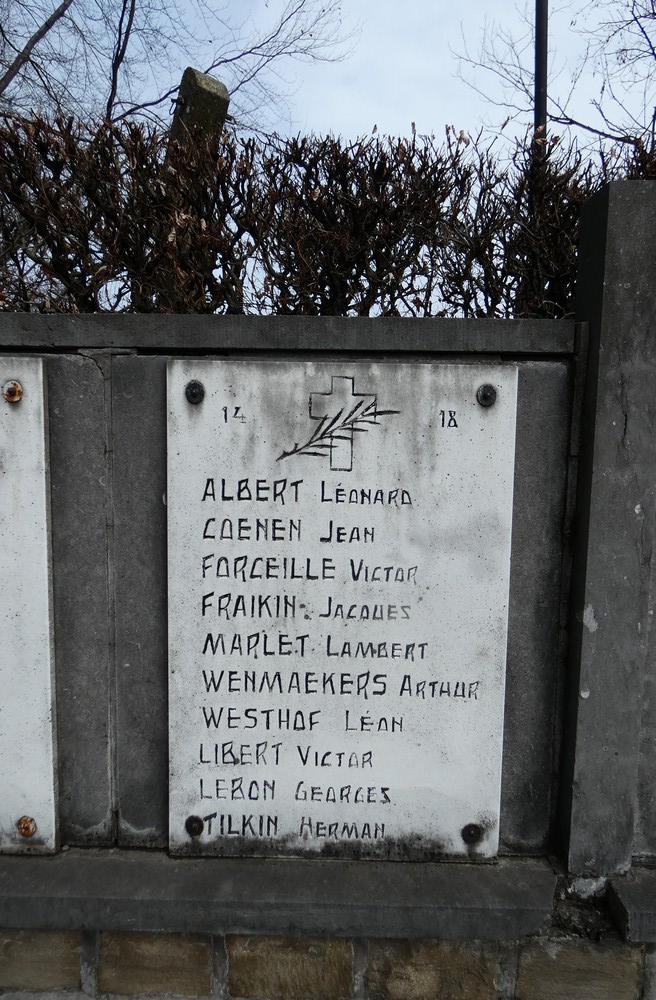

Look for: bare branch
[454,0,656,149]
[0,0,75,97]
[0,0,351,132]
[105,0,137,121]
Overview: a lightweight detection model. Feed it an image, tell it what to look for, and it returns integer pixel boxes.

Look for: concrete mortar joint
[80,929,99,996]
[211,934,229,999]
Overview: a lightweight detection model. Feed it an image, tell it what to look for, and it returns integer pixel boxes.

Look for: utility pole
[534,0,548,141]
[523,0,549,313]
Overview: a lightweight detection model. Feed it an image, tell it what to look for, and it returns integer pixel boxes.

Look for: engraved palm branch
[277,397,399,462]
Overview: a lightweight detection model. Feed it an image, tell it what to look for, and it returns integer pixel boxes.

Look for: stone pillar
[161,68,230,312]
[560,181,656,874]
[170,67,230,146]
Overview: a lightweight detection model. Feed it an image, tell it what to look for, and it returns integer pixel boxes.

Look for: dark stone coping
[0,315,575,356]
[608,869,656,941]
[0,850,556,940]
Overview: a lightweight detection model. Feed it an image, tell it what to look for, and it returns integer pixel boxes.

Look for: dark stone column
[560,181,656,874]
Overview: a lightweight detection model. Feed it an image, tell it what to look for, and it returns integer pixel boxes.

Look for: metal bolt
[3,380,23,403]
[476,384,497,408]
[461,823,483,845]
[185,815,204,837]
[185,381,205,405]
[16,816,37,838]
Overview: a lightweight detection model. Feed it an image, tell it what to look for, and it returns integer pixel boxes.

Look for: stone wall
[0,930,650,1000]
[2,181,656,997]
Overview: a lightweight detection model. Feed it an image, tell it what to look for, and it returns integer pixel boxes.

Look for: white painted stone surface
[0,359,57,852]
[168,360,517,859]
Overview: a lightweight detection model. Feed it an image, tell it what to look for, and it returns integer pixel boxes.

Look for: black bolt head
[185,380,205,405]
[461,823,483,845]
[185,815,204,837]
[476,384,497,407]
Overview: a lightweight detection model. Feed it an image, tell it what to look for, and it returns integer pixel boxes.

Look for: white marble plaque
[168,361,517,859]
[0,359,57,853]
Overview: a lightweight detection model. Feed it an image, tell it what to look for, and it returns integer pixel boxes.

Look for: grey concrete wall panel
[500,362,570,851]
[0,315,573,859]
[636,657,656,855]
[637,447,656,855]
[562,182,656,874]
[110,353,567,853]
[112,356,168,846]
[0,315,575,356]
[47,355,113,844]
[0,850,556,940]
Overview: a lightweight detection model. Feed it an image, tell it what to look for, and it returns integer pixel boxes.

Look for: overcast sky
[241,0,598,141]
[279,0,517,137]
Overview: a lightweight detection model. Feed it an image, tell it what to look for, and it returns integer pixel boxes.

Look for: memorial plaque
[0,359,57,853]
[168,360,517,859]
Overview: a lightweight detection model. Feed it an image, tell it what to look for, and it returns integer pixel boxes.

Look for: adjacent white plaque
[168,361,517,859]
[0,359,57,852]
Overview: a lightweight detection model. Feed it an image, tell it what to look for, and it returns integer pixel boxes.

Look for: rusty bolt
[185,815,204,837]
[16,816,37,838]
[185,381,205,405]
[461,823,483,846]
[3,380,23,403]
[476,384,497,408]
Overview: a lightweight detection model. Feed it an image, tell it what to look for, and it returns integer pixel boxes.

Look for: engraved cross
[309,376,376,472]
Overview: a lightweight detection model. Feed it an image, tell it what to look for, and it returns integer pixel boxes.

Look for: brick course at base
[227,936,353,999]
[0,930,82,991]
[366,941,506,1000]
[0,930,646,998]
[516,939,642,1000]
[97,932,213,996]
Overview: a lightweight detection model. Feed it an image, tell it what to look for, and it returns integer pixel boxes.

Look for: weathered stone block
[0,929,81,989]
[227,935,352,1000]
[97,932,212,995]
[366,940,502,1000]
[170,67,229,143]
[516,939,642,1000]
